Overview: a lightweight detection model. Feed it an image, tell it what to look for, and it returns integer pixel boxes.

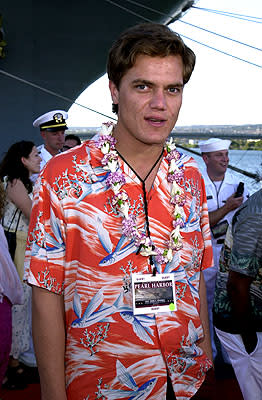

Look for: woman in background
[0,181,24,386]
[0,141,41,389]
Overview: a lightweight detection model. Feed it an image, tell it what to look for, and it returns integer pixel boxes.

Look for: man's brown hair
[107,22,196,89]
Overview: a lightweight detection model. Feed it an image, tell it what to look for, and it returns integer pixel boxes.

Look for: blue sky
[68,0,262,127]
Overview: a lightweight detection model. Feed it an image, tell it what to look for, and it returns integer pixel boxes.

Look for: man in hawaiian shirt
[25,23,215,400]
[213,188,262,399]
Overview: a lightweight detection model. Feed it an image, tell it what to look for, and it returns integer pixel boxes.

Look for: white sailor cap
[33,110,68,132]
[199,138,231,153]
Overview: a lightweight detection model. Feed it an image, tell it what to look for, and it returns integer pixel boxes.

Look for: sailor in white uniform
[199,138,249,359]
[33,110,68,171]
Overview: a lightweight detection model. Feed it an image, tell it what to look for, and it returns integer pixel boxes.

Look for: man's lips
[145,116,167,125]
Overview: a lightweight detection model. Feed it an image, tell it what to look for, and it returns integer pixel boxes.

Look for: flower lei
[96,122,186,265]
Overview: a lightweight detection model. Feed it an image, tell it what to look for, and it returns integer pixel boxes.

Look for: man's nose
[150,89,167,110]
[58,132,65,141]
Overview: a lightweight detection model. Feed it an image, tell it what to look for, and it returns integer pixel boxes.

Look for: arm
[198,271,213,362]
[227,271,257,354]
[6,179,32,219]
[32,286,67,400]
[209,193,243,227]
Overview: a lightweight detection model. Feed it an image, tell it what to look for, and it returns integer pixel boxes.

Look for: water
[180,149,262,195]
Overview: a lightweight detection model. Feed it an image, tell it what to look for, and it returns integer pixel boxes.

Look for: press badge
[132,273,176,315]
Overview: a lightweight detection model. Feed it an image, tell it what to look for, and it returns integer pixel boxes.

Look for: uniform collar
[203,168,234,186]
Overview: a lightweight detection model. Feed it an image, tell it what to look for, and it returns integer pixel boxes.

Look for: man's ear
[109,80,119,105]
[202,154,209,165]
[40,130,46,141]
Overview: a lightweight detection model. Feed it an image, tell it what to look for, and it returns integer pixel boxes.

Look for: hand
[225,193,243,212]
[241,331,258,354]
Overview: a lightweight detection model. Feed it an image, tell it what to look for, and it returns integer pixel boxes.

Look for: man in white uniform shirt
[199,138,249,359]
[33,110,68,170]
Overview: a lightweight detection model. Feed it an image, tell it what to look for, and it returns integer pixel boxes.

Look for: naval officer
[200,137,249,359]
[33,110,68,170]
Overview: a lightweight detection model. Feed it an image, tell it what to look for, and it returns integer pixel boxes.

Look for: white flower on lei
[100,142,110,154]
[112,182,123,194]
[140,237,158,257]
[169,158,180,174]
[119,201,129,219]
[171,181,183,197]
[171,225,181,240]
[165,248,173,262]
[101,122,114,136]
[166,137,177,152]
[107,159,118,172]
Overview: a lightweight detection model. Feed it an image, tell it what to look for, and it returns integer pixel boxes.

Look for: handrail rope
[117,0,262,51]
[177,20,262,52]
[124,0,262,22]
[0,68,117,121]
[105,0,262,68]
[105,0,152,22]
[178,34,262,68]
[192,6,262,24]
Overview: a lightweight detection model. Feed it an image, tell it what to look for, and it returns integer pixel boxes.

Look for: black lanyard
[211,178,224,209]
[117,148,164,274]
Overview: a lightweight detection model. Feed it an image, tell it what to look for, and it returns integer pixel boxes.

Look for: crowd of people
[0,22,261,400]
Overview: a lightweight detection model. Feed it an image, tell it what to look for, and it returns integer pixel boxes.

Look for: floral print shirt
[213,188,262,333]
[24,133,213,400]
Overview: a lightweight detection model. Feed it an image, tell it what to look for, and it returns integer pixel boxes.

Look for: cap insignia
[53,113,63,124]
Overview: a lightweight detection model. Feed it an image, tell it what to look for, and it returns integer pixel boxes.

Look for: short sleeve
[24,174,66,294]
[230,213,262,278]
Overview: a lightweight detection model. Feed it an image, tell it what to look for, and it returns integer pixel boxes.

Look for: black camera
[234,182,244,198]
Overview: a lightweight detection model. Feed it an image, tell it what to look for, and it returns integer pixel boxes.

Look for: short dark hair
[107,23,195,89]
[65,134,81,146]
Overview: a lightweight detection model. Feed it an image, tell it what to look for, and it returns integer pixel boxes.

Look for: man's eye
[135,84,147,90]
[168,87,180,93]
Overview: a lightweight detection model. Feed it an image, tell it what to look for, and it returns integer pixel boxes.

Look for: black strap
[117,149,164,275]
[6,208,22,233]
[117,148,164,183]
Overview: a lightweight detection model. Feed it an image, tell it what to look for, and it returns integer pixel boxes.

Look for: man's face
[41,129,65,155]
[203,150,229,177]
[109,54,184,147]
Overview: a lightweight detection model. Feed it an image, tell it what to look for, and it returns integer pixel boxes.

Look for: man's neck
[207,169,225,182]
[44,146,59,157]
[113,130,165,181]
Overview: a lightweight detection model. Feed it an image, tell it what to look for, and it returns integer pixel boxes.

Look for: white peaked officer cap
[33,110,68,132]
[199,138,231,153]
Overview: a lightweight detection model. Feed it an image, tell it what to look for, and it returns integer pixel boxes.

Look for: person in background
[25,23,215,400]
[62,134,81,151]
[0,141,41,389]
[213,188,262,400]
[33,109,68,170]
[199,138,249,360]
[0,182,24,386]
